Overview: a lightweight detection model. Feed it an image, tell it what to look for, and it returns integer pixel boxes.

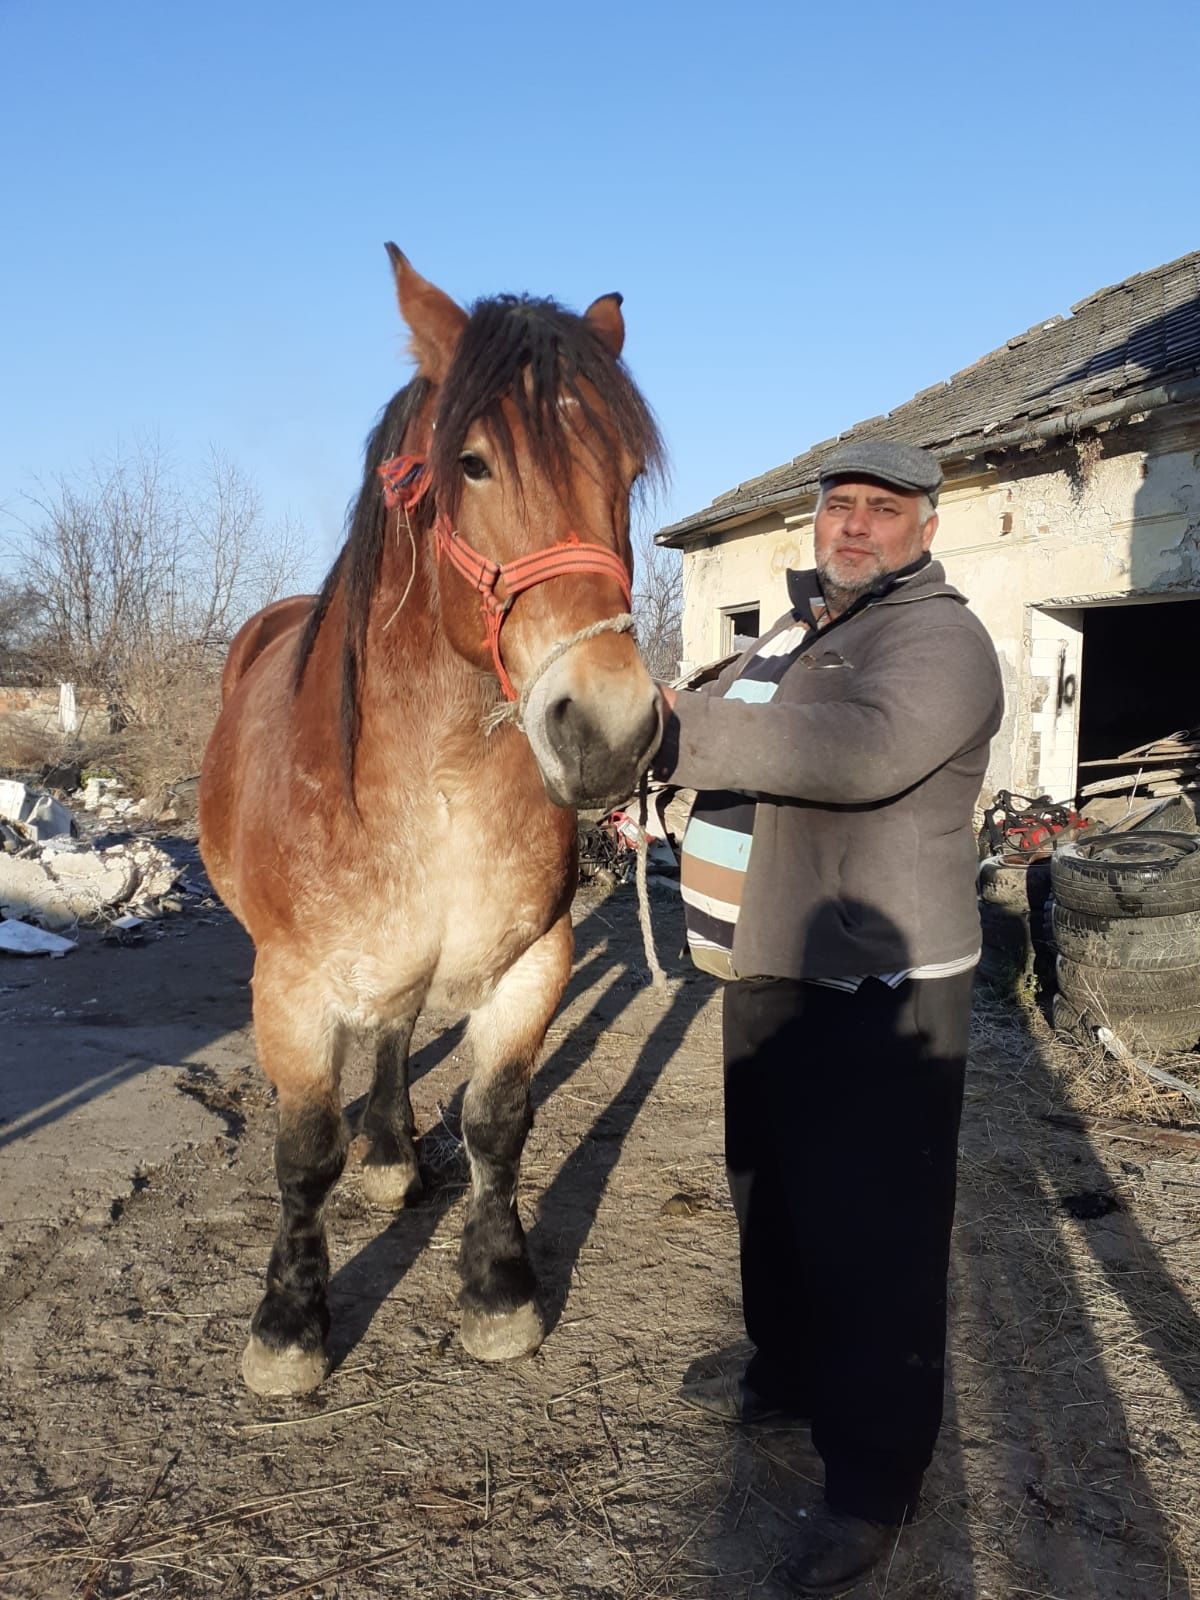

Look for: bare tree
[0,579,45,684]
[7,443,308,721]
[632,528,683,682]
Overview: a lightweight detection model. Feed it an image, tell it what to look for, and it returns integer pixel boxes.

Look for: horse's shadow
[326,1076,469,1370]
[323,893,709,1368]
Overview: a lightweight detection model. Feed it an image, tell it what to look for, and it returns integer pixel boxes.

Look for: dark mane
[430,294,664,513]
[294,293,664,794]
[293,377,432,772]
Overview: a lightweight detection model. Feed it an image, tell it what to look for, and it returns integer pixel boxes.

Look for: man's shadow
[687,895,1193,1594]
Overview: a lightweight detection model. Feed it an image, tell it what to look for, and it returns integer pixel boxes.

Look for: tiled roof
[658,249,1200,545]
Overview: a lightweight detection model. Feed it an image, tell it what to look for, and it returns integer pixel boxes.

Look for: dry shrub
[0,714,60,775]
[0,652,223,799]
[4,444,307,797]
[111,643,223,795]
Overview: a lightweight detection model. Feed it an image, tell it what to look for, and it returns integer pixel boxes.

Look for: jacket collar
[786,555,966,626]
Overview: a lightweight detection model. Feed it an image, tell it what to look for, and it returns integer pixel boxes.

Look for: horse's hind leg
[359,1017,423,1209]
[459,912,572,1362]
[242,961,349,1396]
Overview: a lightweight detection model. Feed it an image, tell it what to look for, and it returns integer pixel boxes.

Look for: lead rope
[478,613,666,991]
[634,775,667,990]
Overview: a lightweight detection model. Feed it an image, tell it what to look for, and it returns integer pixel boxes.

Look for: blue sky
[2,0,1198,582]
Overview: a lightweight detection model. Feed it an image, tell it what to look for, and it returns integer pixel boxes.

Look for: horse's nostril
[547,694,577,737]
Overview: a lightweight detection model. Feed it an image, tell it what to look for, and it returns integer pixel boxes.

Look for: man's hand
[658,683,678,715]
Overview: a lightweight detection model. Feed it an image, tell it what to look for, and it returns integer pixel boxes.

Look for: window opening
[723,605,760,653]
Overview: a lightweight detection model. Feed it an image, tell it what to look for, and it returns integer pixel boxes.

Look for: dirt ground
[2,860,1200,1600]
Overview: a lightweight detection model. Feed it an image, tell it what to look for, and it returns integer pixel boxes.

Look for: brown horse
[199,249,665,1396]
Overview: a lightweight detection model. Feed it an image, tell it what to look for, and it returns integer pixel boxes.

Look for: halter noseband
[378,452,634,702]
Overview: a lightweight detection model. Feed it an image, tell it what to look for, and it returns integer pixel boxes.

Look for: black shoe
[679,1369,795,1425]
[781,1503,898,1595]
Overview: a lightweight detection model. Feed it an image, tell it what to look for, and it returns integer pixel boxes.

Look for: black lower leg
[252,1100,348,1355]
[361,1022,419,1182]
[459,1066,536,1315]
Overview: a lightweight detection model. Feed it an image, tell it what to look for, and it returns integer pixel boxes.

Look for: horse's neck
[363,511,495,740]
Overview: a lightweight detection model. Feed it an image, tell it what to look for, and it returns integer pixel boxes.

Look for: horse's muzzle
[525,664,663,810]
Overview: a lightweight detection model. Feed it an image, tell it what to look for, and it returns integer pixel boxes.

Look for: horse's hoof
[241,1335,329,1396]
[460,1301,545,1362]
[360,1160,423,1210]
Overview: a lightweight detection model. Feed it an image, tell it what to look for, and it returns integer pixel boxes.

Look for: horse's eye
[460,453,490,482]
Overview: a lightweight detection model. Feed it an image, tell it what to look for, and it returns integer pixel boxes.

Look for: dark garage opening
[1077,597,1200,765]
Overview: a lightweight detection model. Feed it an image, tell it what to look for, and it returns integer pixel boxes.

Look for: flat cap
[819,438,943,504]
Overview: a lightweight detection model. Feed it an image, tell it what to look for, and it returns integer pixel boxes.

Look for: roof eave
[655,375,1200,550]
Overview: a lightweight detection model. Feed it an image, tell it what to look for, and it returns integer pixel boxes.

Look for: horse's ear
[385,243,468,380]
[584,292,625,359]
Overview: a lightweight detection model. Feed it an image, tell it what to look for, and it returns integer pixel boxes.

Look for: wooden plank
[1112,730,1198,760]
[1080,770,1191,798]
[1079,751,1200,769]
[1042,1111,1200,1152]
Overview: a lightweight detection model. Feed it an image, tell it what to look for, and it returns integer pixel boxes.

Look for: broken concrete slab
[0,917,76,956]
[0,778,74,842]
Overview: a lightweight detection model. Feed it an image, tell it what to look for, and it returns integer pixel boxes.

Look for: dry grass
[1045,1011,1200,1126]
[973,978,1200,1127]
[0,714,61,775]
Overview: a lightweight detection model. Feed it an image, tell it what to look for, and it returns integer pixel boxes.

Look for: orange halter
[378,453,634,701]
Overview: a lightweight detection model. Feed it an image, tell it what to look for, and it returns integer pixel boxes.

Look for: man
[652,439,1003,1594]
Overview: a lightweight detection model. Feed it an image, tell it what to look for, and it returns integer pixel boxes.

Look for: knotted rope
[482,613,636,734]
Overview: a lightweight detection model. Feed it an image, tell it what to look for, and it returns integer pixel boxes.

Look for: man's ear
[385,243,468,380]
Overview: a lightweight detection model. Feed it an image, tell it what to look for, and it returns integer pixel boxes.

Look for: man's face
[813,478,937,609]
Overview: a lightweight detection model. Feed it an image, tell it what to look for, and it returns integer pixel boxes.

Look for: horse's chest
[438,789,570,939]
[342,785,571,1016]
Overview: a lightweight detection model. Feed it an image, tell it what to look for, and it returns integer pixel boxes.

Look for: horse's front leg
[359,1016,423,1209]
[459,912,573,1361]
[242,956,349,1396]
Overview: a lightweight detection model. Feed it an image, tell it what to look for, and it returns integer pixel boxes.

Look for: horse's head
[388,246,666,808]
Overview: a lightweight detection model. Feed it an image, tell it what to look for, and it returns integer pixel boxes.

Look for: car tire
[1051,904,1200,970]
[1052,992,1200,1055]
[1052,832,1200,918]
[1056,953,1200,1010]
[979,855,1037,909]
[979,901,1032,954]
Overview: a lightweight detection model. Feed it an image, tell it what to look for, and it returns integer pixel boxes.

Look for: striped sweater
[678,578,983,989]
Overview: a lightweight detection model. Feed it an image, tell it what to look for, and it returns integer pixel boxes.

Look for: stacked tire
[978,854,1054,991]
[1050,832,1200,1053]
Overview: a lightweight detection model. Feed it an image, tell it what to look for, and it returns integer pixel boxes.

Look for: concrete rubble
[0,780,183,936]
[0,837,182,931]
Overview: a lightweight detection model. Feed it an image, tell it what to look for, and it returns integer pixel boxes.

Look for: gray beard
[816,547,921,616]
[816,572,878,617]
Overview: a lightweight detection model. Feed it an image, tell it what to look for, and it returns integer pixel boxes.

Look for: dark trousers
[722,971,970,1525]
